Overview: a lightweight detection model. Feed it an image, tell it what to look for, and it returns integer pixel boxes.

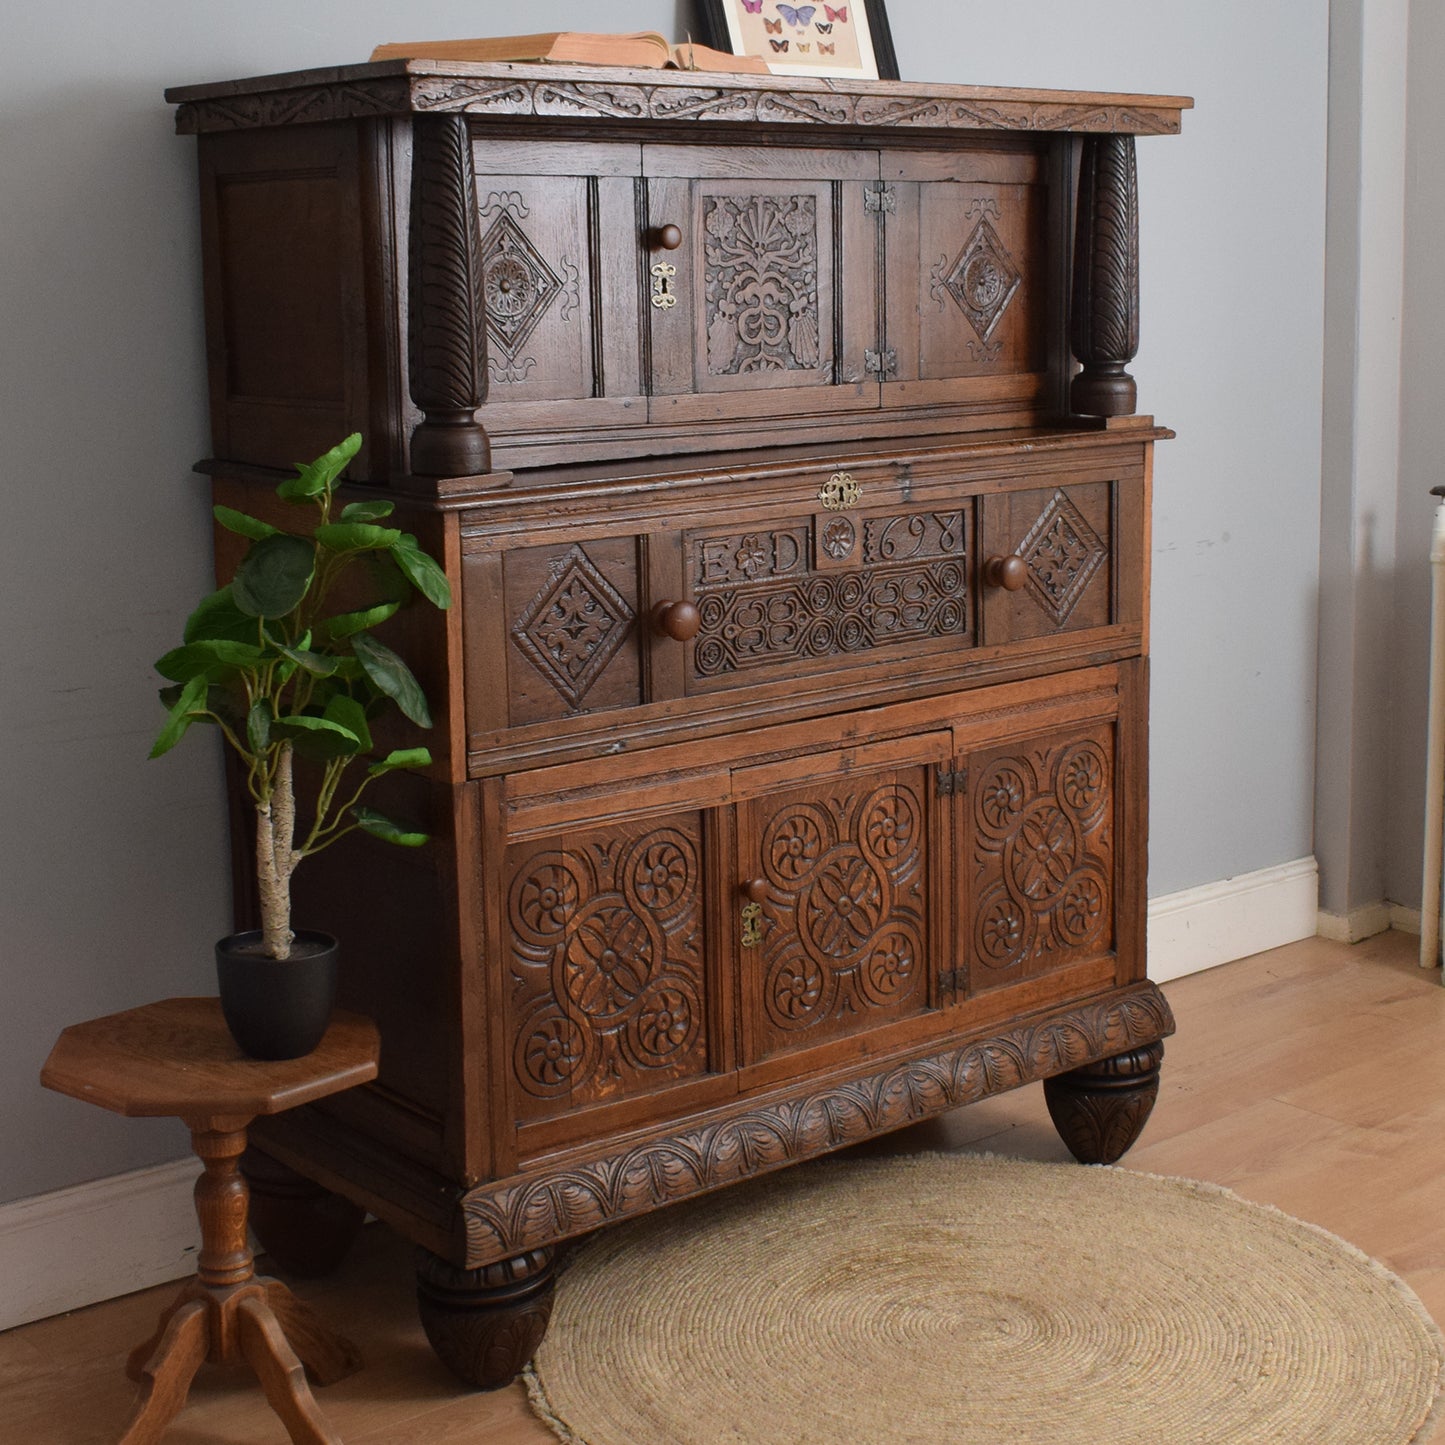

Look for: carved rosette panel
[746,775,930,1058]
[971,722,1115,984]
[1018,490,1107,626]
[478,210,562,382]
[704,195,820,375]
[689,510,969,680]
[506,816,707,1121]
[941,218,1021,343]
[510,544,635,709]
[460,983,1175,1262]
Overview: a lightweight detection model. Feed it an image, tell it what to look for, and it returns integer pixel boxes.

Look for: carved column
[408,114,492,478]
[1069,134,1139,417]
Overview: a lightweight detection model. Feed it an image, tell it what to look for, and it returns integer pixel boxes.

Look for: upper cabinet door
[645,145,880,439]
[469,138,645,445]
[881,145,1063,428]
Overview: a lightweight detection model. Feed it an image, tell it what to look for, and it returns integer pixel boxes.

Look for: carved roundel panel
[970,724,1115,983]
[747,774,931,1055]
[505,817,707,1122]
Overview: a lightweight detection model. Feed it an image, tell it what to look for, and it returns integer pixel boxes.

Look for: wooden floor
[4,930,1443,1443]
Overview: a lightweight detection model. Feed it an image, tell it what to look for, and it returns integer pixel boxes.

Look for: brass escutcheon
[741,901,763,948]
[650,261,678,310]
[818,471,862,511]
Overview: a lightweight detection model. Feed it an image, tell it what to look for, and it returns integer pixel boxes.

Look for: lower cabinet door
[733,734,953,1074]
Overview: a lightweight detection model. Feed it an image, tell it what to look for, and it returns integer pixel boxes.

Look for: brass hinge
[864,347,898,379]
[935,766,968,798]
[864,183,897,215]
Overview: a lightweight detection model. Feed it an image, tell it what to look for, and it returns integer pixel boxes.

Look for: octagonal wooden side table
[41,997,380,1445]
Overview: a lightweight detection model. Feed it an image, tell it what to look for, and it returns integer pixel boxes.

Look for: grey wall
[0,1,1329,1206]
[1386,0,1445,910]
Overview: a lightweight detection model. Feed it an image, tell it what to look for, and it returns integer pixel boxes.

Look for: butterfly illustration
[742,0,763,10]
[825,4,848,20]
[815,21,833,32]
[818,41,835,53]
[777,4,817,27]
[798,41,811,51]
[770,37,790,50]
[764,17,782,32]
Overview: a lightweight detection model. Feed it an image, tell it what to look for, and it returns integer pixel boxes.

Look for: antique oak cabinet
[166,59,1190,1386]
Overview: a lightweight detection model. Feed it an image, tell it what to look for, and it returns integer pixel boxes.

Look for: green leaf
[183,587,257,645]
[149,674,209,758]
[156,638,265,682]
[273,644,338,677]
[321,601,402,641]
[272,713,362,760]
[314,522,403,554]
[340,499,395,523]
[246,700,272,754]
[351,633,431,728]
[213,506,278,541]
[351,806,428,848]
[232,533,315,619]
[323,695,372,754]
[391,534,452,610]
[367,747,432,777]
[277,433,363,501]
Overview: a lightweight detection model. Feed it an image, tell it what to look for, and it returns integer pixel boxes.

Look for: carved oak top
[168,60,1191,137]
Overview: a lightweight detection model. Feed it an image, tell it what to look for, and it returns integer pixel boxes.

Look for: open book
[370,31,769,75]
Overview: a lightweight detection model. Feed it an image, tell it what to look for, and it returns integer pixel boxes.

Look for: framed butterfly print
[693,0,898,80]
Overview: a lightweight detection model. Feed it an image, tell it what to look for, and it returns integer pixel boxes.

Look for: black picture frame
[693,0,899,82]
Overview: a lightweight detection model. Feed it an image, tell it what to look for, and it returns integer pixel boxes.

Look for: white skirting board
[0,857,1327,1333]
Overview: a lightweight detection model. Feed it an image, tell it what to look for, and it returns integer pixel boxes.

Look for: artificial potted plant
[150,433,450,1058]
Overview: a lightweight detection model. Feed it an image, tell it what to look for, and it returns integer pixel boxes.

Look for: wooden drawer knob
[740,878,768,903]
[984,555,1029,591]
[652,599,701,641]
[651,224,683,251]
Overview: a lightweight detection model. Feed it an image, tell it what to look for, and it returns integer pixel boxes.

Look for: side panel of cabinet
[645,145,879,427]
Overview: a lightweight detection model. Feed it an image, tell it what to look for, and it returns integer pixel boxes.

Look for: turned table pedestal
[41,998,380,1444]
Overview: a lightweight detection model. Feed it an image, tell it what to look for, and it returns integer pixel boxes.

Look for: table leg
[264,1279,363,1385]
[118,1299,207,1445]
[238,1295,344,1445]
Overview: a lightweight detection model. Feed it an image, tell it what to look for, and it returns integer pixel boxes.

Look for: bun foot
[415,1246,556,1389]
[241,1148,366,1278]
[1044,1041,1164,1164]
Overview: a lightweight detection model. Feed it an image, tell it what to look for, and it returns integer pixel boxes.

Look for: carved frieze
[461,983,1175,1260]
[507,817,707,1118]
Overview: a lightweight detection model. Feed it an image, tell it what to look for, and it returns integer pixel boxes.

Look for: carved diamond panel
[704,195,820,375]
[511,544,635,708]
[479,210,562,360]
[971,723,1115,988]
[1018,490,1106,626]
[943,218,1021,343]
[745,773,931,1061]
[506,815,707,1123]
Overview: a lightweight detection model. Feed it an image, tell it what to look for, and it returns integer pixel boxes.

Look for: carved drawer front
[487,535,644,728]
[735,737,950,1067]
[882,147,1055,414]
[964,717,1117,992]
[979,482,1115,644]
[504,811,711,1128]
[683,503,974,690]
[645,145,879,425]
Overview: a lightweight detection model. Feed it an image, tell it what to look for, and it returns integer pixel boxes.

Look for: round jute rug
[526,1153,1444,1445]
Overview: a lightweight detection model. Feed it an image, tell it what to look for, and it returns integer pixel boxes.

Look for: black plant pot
[215,930,338,1060]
